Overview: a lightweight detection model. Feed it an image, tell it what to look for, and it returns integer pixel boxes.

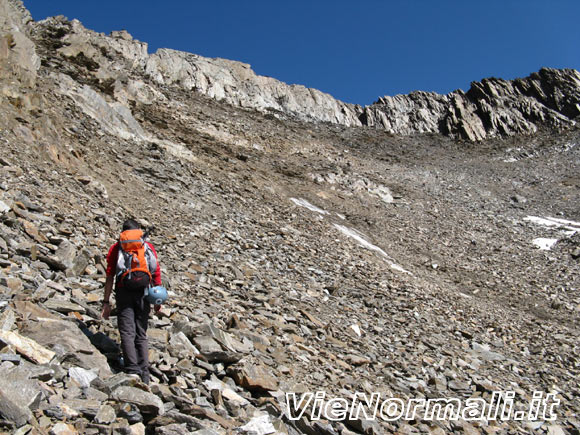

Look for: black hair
[122,219,141,231]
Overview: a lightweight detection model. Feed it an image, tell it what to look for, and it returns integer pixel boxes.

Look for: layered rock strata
[28,11,580,142]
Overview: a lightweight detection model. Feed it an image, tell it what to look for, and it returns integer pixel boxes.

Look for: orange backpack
[116,229,154,290]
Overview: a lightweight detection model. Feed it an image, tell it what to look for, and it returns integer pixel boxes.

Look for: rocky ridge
[25,11,580,143]
[362,68,580,141]
[0,1,579,434]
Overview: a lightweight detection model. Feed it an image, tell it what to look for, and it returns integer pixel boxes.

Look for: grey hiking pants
[116,288,151,381]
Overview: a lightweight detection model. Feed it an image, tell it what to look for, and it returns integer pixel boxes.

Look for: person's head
[122,219,140,231]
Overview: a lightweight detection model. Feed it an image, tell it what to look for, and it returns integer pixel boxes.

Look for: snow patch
[290,197,329,215]
[368,185,394,203]
[532,238,558,250]
[350,324,362,337]
[524,215,580,251]
[524,216,580,232]
[289,197,411,274]
[503,157,518,163]
[333,224,412,275]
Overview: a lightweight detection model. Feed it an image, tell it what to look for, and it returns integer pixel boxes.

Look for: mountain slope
[30,13,580,142]
[0,1,578,433]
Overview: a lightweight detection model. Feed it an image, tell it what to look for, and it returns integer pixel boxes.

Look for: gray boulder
[19,319,112,378]
[0,363,43,427]
[112,386,165,416]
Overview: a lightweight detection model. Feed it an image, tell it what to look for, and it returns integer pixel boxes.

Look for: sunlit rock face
[25,4,580,142]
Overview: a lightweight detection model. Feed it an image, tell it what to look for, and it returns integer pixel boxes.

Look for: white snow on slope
[333,224,412,275]
[532,238,559,250]
[524,216,580,232]
[290,197,411,274]
[524,215,580,251]
[290,197,328,215]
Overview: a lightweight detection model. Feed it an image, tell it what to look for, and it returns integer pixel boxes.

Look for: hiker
[101,219,161,384]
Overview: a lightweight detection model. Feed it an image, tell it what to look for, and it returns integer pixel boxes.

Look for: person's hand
[154,304,161,314]
[101,302,111,320]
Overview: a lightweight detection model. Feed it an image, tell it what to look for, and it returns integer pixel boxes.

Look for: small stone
[203,378,250,407]
[195,396,212,408]
[44,402,79,420]
[525,421,545,431]
[0,353,21,363]
[195,322,242,352]
[12,301,59,320]
[0,276,23,292]
[84,264,98,275]
[239,414,276,435]
[84,387,109,402]
[346,354,370,366]
[227,362,278,392]
[69,366,98,388]
[448,379,471,391]
[117,402,143,424]
[94,404,116,424]
[43,298,86,314]
[0,200,10,214]
[49,422,77,435]
[428,376,447,392]
[54,240,77,270]
[428,427,447,435]
[344,415,382,435]
[0,307,16,331]
[19,219,48,243]
[193,335,222,353]
[168,331,199,359]
[69,248,92,277]
[148,328,169,346]
[129,422,146,435]
[349,324,362,337]
[61,398,101,419]
[471,342,505,361]
[202,350,243,364]
[39,415,52,428]
[154,423,189,435]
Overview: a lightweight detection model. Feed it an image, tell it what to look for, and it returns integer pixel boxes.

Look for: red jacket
[106,241,161,287]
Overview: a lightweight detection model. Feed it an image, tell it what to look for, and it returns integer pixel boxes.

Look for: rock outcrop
[362,68,580,141]
[145,48,362,126]
[31,15,361,127]
[28,9,580,142]
[0,0,40,87]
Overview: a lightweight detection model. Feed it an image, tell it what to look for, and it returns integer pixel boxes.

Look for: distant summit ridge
[361,67,580,141]
[9,0,580,141]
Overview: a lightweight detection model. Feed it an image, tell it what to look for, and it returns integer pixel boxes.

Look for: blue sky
[24,1,580,105]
